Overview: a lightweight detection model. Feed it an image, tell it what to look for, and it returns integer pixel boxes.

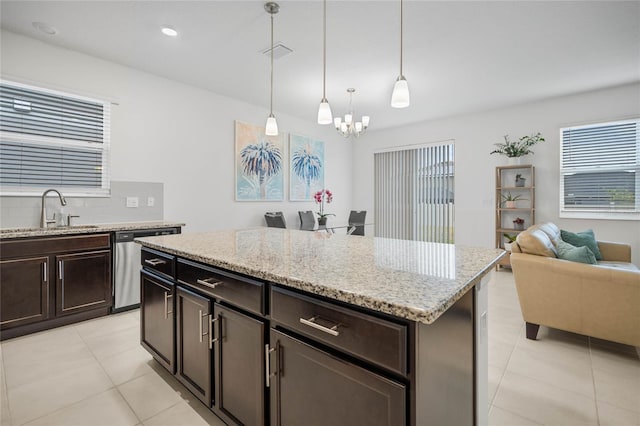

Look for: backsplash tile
[0,181,163,229]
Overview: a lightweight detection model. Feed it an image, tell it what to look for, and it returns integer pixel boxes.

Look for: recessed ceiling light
[161,26,178,37]
[32,21,58,36]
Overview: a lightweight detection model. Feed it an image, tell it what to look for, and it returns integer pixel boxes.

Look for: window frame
[559,118,639,221]
[0,79,111,197]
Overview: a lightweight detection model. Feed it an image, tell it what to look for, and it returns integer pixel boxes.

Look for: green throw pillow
[560,229,602,260]
[556,240,597,264]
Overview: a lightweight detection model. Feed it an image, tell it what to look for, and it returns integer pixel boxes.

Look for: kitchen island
[136,228,504,426]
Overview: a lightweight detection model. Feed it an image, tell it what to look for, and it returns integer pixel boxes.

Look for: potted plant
[515,174,526,187]
[501,192,527,208]
[513,217,525,230]
[490,132,545,164]
[314,189,335,226]
[503,233,517,251]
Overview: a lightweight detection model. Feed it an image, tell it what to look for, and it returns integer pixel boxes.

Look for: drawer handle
[196,278,224,289]
[145,258,167,266]
[299,316,341,336]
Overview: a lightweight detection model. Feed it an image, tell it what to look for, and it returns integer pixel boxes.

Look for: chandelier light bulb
[355,122,363,132]
[362,116,370,127]
[340,122,348,133]
[345,114,353,125]
[334,117,342,129]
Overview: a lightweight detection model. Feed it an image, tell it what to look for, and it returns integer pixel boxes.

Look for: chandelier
[334,88,370,138]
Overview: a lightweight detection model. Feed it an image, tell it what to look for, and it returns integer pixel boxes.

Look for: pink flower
[314,189,334,218]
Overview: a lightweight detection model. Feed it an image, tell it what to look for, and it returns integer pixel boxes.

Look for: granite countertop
[136,228,505,325]
[0,221,186,239]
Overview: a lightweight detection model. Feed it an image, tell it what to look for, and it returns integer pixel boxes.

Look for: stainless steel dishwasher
[113,227,179,312]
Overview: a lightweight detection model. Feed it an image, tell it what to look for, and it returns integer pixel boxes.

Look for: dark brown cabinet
[268,329,406,426]
[0,256,49,329]
[0,234,112,339]
[141,270,175,372]
[56,250,111,316]
[174,288,267,425]
[215,302,265,426]
[176,286,212,406]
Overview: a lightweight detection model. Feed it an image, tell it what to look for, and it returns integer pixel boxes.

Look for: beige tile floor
[0,271,638,426]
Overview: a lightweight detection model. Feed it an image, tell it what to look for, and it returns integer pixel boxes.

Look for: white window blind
[374,142,454,242]
[560,119,639,219]
[0,80,110,196]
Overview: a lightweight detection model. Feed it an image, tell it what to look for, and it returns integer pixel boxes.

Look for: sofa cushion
[534,222,561,245]
[556,240,597,264]
[516,228,558,257]
[561,229,603,260]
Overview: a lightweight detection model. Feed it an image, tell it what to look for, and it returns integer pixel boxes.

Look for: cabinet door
[0,256,49,329]
[215,303,265,426]
[176,286,212,406]
[269,329,406,426]
[55,250,111,316]
[141,270,175,372]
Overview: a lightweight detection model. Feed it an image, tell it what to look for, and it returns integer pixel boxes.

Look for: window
[560,119,639,220]
[374,142,454,243]
[0,80,110,196]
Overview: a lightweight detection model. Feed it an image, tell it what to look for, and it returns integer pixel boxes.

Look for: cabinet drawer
[271,286,407,375]
[177,259,265,316]
[1,233,110,258]
[141,247,175,280]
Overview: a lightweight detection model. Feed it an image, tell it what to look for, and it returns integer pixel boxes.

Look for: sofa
[510,222,640,347]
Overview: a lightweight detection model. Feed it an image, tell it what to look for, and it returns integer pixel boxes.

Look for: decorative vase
[514,223,524,230]
[318,217,328,227]
[515,178,526,187]
[505,201,516,208]
[504,242,512,252]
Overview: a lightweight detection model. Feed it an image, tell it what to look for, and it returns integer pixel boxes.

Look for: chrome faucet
[40,189,67,228]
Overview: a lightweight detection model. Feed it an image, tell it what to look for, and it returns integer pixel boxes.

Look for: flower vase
[514,223,524,231]
[318,217,328,227]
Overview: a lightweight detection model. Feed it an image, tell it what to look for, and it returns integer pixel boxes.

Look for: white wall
[0,30,352,232]
[352,83,640,265]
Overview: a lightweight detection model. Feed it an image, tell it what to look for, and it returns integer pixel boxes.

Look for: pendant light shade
[391,0,410,108]
[317,0,333,124]
[265,2,279,135]
[317,99,332,124]
[265,114,278,136]
[391,76,410,108]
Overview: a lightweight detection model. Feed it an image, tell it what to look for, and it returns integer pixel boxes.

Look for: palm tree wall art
[235,121,285,201]
[289,134,325,201]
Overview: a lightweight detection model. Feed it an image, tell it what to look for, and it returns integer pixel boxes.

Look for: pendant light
[317,0,332,124]
[391,0,410,108]
[265,2,279,136]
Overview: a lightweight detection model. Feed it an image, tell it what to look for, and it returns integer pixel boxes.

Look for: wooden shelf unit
[495,165,535,268]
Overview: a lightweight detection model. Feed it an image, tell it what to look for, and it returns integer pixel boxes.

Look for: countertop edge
[137,239,505,324]
[0,221,186,239]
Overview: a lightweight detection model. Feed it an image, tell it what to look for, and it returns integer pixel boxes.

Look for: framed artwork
[235,120,285,201]
[289,133,325,201]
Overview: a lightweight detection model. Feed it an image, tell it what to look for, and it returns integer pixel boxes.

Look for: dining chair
[264,211,286,229]
[298,210,316,231]
[348,210,367,236]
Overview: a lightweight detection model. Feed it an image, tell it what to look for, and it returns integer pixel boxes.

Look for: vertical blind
[561,119,639,214]
[0,80,110,195]
[374,142,454,243]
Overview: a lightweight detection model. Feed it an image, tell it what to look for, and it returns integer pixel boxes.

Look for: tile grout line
[587,337,602,426]
[75,320,144,426]
[0,344,14,426]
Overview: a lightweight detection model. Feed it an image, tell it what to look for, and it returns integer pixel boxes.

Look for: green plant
[501,192,528,202]
[503,233,517,243]
[490,132,545,158]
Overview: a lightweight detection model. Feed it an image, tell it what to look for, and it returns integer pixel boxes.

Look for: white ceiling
[1,1,639,130]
